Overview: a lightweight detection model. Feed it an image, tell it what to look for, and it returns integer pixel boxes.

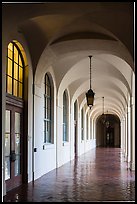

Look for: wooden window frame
[44,74,52,143]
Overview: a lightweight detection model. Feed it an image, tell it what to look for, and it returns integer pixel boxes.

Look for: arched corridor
[2,2,135,202]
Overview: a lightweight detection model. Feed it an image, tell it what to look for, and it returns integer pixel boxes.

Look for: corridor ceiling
[2,2,134,120]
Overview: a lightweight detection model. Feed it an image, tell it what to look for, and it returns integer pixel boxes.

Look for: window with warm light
[6,42,24,98]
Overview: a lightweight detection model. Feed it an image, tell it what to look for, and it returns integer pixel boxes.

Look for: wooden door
[5,104,23,192]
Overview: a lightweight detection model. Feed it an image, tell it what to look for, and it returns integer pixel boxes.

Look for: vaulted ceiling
[2,2,134,120]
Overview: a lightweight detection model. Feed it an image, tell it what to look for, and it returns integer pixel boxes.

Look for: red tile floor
[3,147,135,202]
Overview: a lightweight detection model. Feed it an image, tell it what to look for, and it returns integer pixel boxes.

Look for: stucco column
[124,111,128,161]
[130,71,135,171]
[127,106,131,167]
[130,97,135,171]
[56,104,62,168]
[120,117,124,151]
[2,42,7,200]
[77,111,81,156]
[122,117,126,154]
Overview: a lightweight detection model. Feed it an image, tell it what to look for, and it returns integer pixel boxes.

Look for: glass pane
[8,47,13,59]
[15,155,20,176]
[8,43,13,58]
[15,134,20,154]
[5,157,10,180]
[14,46,18,63]
[63,123,67,141]
[44,122,46,142]
[19,55,23,67]
[19,67,23,82]
[45,108,48,119]
[13,80,18,97]
[45,121,51,143]
[5,110,10,132]
[7,76,12,94]
[5,134,10,156]
[45,74,50,86]
[47,108,51,119]
[19,83,22,98]
[7,59,12,76]
[14,63,18,80]
[47,98,51,109]
[46,85,50,96]
[45,98,48,109]
[15,112,20,133]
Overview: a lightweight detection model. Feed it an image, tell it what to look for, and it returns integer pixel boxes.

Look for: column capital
[131,96,135,106]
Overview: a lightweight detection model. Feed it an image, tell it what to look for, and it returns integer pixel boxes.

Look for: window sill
[62,141,69,146]
[43,143,55,150]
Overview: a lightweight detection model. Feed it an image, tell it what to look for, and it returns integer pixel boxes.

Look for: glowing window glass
[6,42,24,98]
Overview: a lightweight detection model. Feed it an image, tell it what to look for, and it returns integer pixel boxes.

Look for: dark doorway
[106,127,114,147]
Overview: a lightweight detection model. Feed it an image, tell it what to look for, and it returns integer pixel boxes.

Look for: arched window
[44,74,52,143]
[6,42,24,98]
[63,90,68,142]
[5,41,28,191]
[74,100,77,121]
[81,108,84,140]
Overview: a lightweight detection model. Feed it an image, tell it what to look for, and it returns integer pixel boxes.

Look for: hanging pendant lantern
[86,56,95,109]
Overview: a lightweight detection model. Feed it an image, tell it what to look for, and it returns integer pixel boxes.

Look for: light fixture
[101,96,106,124]
[86,56,95,109]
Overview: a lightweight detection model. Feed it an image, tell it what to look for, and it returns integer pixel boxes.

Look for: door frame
[5,94,28,192]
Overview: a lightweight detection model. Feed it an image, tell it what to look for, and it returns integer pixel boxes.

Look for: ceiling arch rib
[72,83,125,113]
[93,109,121,122]
[69,78,126,111]
[90,102,122,117]
[70,79,127,119]
[80,96,122,118]
[57,55,130,99]
[88,96,124,115]
[67,73,128,107]
[35,38,132,86]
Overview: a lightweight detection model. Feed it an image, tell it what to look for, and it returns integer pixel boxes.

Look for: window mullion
[12,44,14,95]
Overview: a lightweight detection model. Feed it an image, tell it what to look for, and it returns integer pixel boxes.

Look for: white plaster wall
[27,67,33,182]
[34,84,56,180]
[79,141,85,156]
[56,105,71,168]
[56,88,72,168]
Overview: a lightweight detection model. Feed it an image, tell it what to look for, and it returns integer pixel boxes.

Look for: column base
[124,153,128,162]
[130,161,135,171]
[127,161,131,169]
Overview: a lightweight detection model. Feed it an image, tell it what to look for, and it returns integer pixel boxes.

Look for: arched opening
[96,114,120,147]
[63,90,69,143]
[43,73,54,144]
[5,40,28,192]
[74,100,78,157]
